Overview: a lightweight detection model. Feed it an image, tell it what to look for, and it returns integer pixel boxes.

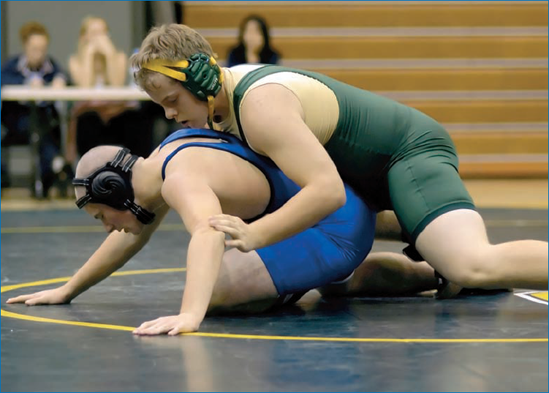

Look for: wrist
[248,221,267,249]
[179,312,202,330]
[100,43,116,58]
[60,283,77,301]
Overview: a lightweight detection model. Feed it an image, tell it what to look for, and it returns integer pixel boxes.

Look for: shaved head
[74,145,126,199]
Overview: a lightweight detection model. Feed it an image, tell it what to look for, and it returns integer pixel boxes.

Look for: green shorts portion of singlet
[233,65,475,242]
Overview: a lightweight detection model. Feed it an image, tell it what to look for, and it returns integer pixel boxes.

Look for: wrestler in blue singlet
[159,129,376,297]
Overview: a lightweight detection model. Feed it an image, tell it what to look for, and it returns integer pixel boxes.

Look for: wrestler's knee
[435,246,497,288]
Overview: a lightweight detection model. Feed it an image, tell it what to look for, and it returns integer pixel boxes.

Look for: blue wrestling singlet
[159,129,376,296]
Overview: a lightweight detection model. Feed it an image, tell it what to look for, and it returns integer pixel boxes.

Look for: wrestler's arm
[6,205,170,305]
[132,166,226,335]
[229,84,346,249]
[69,50,96,88]
[95,35,127,86]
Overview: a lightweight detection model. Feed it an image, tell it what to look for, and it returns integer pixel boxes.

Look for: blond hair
[130,24,215,89]
[77,16,109,57]
[79,16,108,38]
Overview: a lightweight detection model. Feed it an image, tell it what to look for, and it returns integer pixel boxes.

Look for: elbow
[193,227,226,248]
[191,220,226,240]
[317,177,346,211]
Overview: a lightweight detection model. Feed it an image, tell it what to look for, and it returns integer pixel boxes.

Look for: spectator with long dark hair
[227,15,280,67]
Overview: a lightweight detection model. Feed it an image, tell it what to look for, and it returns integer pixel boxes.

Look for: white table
[1,85,151,102]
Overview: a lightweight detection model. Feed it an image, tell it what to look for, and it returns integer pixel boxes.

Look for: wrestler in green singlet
[232,65,475,242]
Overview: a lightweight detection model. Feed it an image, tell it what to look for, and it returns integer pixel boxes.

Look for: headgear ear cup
[183,54,223,129]
[91,171,130,208]
[182,54,222,101]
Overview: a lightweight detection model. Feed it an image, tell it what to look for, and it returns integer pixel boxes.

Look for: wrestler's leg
[390,149,547,291]
[318,252,438,297]
[416,209,548,290]
[208,248,279,314]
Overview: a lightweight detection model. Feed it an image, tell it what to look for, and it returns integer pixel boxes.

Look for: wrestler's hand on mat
[209,214,261,252]
[132,313,201,336]
[5,286,72,306]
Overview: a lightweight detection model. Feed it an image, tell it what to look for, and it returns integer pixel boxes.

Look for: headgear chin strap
[72,148,156,225]
[141,54,224,129]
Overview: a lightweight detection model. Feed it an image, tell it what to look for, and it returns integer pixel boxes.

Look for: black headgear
[72,148,156,225]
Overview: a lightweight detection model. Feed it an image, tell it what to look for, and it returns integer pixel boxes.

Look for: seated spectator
[66,16,153,163]
[1,21,68,198]
[226,15,280,67]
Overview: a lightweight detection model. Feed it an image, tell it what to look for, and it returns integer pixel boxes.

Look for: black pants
[75,108,154,158]
[1,102,61,192]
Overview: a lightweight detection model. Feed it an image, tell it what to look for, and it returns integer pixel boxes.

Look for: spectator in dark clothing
[1,21,68,197]
[226,15,280,67]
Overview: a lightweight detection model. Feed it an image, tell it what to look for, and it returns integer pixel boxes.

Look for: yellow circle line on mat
[0,224,186,234]
[1,269,547,344]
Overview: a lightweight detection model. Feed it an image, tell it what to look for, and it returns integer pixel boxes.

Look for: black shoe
[435,271,463,299]
[52,158,74,198]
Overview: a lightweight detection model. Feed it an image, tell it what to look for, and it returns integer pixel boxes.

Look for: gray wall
[5,1,135,75]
